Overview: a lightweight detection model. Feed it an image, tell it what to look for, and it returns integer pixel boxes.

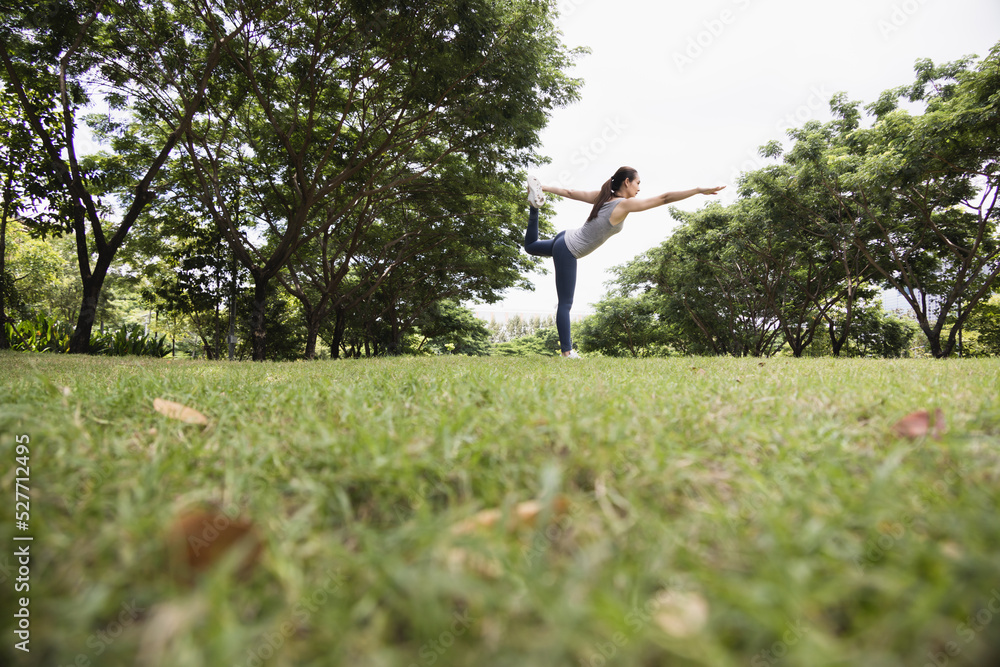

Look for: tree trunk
[331,307,346,360]
[923,323,950,359]
[1,171,15,350]
[301,301,330,360]
[828,320,848,357]
[68,274,104,353]
[304,320,320,360]
[0,208,8,351]
[250,276,268,361]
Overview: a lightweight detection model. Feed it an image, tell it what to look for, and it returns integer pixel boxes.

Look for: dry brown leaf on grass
[136,599,208,667]
[445,547,504,579]
[166,507,262,583]
[451,495,570,535]
[153,398,209,425]
[891,408,946,440]
[651,590,710,638]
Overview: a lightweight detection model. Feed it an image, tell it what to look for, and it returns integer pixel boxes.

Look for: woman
[524,167,725,358]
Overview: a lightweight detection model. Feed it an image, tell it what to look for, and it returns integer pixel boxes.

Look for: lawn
[1,352,999,667]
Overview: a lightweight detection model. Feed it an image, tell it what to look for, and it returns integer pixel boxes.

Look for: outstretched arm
[613,186,726,218]
[543,185,601,204]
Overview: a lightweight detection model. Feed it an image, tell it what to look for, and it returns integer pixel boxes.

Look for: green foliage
[576,295,671,357]
[137,0,583,360]
[1,266,29,322]
[613,204,785,357]
[491,326,561,356]
[600,43,1000,359]
[843,303,920,358]
[239,285,306,362]
[414,301,492,356]
[965,296,1000,357]
[775,45,1000,357]
[3,313,70,352]
[90,323,170,358]
[2,221,81,322]
[2,313,170,357]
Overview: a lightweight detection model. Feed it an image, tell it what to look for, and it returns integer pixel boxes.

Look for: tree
[576,294,668,357]
[279,161,539,359]
[783,46,1000,357]
[169,0,581,360]
[1,0,259,352]
[964,294,1000,356]
[0,85,69,347]
[413,300,491,356]
[615,204,784,357]
[841,300,918,358]
[131,210,243,359]
[739,153,876,356]
[2,219,80,323]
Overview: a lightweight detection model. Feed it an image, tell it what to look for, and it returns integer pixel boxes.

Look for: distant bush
[4,316,169,357]
[91,324,170,357]
[4,314,71,352]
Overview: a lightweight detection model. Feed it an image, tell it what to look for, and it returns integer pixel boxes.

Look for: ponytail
[588,166,638,221]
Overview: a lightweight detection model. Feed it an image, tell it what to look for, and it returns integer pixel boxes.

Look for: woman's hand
[698,186,726,196]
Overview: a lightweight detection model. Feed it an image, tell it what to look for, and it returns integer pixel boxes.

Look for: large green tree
[782,47,1000,357]
[739,152,877,357]
[166,0,580,360]
[0,0,258,352]
[280,162,537,359]
[618,204,784,357]
[576,294,669,358]
[0,86,69,347]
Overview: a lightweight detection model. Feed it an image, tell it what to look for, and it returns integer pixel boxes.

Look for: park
[2,1,1000,666]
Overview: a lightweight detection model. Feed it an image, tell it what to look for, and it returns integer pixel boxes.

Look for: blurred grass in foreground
[1,352,998,667]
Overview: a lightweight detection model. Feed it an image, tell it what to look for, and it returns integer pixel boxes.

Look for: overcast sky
[477,0,1000,318]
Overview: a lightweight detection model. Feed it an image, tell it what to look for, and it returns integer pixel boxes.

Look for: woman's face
[623,175,641,198]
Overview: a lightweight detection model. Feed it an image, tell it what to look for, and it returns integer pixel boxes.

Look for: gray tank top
[563,199,625,259]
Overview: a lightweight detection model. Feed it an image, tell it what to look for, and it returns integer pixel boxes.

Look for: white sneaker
[562,350,581,359]
[527,174,546,208]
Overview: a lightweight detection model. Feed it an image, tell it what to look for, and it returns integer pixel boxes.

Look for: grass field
[1,352,999,667]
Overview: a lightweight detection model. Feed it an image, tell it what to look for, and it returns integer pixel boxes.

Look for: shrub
[4,314,71,352]
[92,324,170,357]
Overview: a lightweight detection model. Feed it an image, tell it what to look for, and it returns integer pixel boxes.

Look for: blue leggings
[523,207,577,353]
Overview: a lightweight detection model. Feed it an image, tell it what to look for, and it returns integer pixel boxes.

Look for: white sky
[477,0,1000,318]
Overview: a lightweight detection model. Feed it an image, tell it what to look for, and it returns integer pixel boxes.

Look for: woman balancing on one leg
[524,166,725,358]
